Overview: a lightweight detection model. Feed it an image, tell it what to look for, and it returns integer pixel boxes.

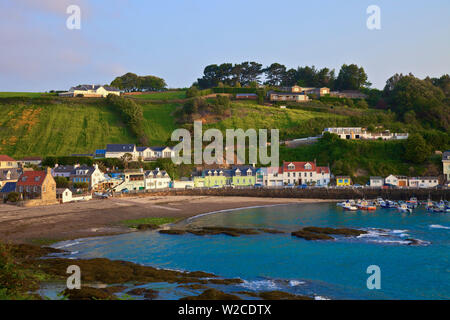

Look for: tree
[335,64,370,90]
[264,63,287,86]
[403,134,431,164]
[111,73,166,92]
[121,153,133,169]
[54,176,70,188]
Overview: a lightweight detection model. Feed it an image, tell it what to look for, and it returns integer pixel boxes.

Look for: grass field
[0,92,55,98]
[0,101,136,158]
[132,90,186,100]
[142,103,180,145]
[204,101,344,139]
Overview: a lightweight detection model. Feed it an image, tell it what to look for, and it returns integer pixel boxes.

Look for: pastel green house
[193,169,230,188]
[230,166,257,186]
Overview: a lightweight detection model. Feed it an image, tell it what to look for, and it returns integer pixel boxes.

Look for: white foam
[392,229,408,234]
[314,295,330,300]
[430,224,450,230]
[53,240,81,249]
[289,280,305,287]
[240,279,280,291]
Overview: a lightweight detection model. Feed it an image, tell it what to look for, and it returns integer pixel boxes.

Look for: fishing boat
[406,197,419,209]
[381,200,397,209]
[397,203,413,213]
[342,202,358,211]
[357,200,377,211]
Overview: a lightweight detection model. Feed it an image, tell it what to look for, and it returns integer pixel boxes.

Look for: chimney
[46,167,52,176]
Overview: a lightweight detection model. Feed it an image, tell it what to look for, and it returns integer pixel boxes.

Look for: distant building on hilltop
[443,151,450,182]
[59,85,121,98]
[323,127,408,140]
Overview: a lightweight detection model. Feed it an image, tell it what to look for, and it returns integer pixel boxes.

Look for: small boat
[381,200,397,209]
[406,197,419,209]
[397,203,413,213]
[342,202,358,211]
[357,200,377,211]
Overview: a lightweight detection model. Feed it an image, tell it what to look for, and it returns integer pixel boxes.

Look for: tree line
[195,62,370,91]
[110,72,167,92]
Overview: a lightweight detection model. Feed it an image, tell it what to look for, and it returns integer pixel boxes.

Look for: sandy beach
[0,196,333,244]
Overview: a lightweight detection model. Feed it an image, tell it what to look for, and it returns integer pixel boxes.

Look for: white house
[56,188,92,203]
[173,180,194,189]
[282,161,330,186]
[256,167,284,187]
[408,177,439,188]
[443,151,450,182]
[323,127,408,140]
[70,164,105,189]
[105,144,138,160]
[59,85,121,98]
[369,176,384,187]
[384,175,408,187]
[145,168,171,189]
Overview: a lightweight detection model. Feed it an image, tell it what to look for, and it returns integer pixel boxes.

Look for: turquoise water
[53,203,450,300]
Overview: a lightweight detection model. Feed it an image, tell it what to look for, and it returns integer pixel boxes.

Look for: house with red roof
[0,155,18,169]
[16,168,57,205]
[282,161,330,186]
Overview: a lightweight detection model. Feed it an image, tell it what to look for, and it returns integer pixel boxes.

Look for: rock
[258,290,313,300]
[291,226,367,240]
[159,229,186,235]
[207,278,243,285]
[180,289,242,300]
[127,288,158,299]
[259,228,285,234]
[405,238,420,245]
[62,287,117,300]
[136,224,159,231]
[291,230,334,240]
[177,284,208,290]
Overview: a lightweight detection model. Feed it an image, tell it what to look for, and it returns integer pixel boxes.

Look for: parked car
[254,183,263,188]
[284,184,295,188]
[297,184,308,189]
[185,185,193,189]
[211,185,221,189]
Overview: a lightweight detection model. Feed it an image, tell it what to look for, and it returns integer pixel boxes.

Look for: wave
[429,224,450,230]
[240,279,281,291]
[53,240,81,249]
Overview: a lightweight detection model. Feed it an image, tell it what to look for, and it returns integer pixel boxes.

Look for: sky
[0,0,449,92]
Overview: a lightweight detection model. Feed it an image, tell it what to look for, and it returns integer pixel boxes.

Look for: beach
[0,196,332,244]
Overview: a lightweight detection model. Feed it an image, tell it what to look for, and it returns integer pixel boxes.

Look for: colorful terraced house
[335,176,352,186]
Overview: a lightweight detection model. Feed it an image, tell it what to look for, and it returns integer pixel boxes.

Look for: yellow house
[336,176,352,186]
[0,155,18,169]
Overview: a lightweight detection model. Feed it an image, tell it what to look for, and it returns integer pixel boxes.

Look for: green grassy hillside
[0,98,136,158]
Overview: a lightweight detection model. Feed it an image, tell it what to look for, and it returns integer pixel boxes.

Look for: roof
[71,165,97,177]
[72,84,102,91]
[201,168,232,177]
[56,188,71,194]
[102,86,120,92]
[145,169,169,178]
[106,144,135,152]
[443,151,450,160]
[0,182,17,193]
[283,161,316,172]
[231,166,258,176]
[370,176,383,179]
[0,155,16,162]
[53,165,76,173]
[335,176,351,179]
[270,92,306,96]
[16,171,47,186]
[149,146,171,152]
[136,147,149,152]
[95,149,106,154]
[236,93,257,97]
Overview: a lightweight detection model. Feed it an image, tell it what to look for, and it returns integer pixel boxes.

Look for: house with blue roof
[0,181,17,200]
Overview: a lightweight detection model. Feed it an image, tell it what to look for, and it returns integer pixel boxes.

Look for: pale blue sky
[1,0,449,91]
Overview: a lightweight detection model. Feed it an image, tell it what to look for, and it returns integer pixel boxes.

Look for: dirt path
[0,196,331,244]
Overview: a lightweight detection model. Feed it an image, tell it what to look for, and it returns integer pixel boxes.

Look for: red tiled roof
[0,155,16,162]
[283,161,316,172]
[316,166,330,174]
[16,171,47,186]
